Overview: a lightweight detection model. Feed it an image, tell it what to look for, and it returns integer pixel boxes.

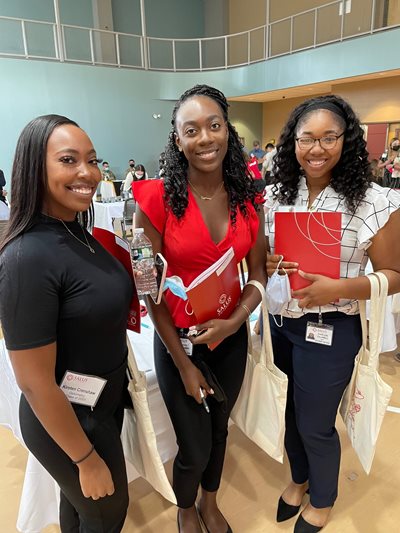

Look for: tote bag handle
[126,334,143,386]
[366,272,388,370]
[246,280,276,371]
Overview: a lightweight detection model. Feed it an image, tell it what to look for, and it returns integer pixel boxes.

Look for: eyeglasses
[295,132,344,151]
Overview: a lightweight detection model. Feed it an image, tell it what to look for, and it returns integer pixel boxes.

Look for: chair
[121,198,136,239]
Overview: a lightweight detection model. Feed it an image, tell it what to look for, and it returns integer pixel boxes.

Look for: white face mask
[266,257,292,324]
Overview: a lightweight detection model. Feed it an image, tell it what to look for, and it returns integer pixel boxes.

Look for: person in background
[369,158,381,184]
[134,84,266,533]
[0,168,7,204]
[265,95,400,532]
[388,138,400,188]
[123,163,147,193]
[122,159,136,194]
[244,152,265,193]
[262,142,277,184]
[250,140,265,170]
[124,158,136,177]
[154,152,166,179]
[377,138,400,187]
[101,161,117,181]
[0,115,133,532]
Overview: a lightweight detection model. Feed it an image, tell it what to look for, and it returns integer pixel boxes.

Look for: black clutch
[192,357,228,412]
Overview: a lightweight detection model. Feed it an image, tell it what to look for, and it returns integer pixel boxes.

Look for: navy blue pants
[270,312,362,508]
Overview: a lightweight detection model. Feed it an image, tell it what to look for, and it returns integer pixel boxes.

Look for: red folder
[186,247,241,350]
[92,227,141,333]
[274,211,342,290]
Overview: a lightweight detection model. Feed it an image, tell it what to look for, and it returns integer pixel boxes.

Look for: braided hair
[272,94,372,213]
[163,84,257,225]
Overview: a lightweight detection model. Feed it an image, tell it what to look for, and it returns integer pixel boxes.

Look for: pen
[199,388,210,413]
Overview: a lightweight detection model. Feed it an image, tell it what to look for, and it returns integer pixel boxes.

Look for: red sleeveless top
[133,179,259,327]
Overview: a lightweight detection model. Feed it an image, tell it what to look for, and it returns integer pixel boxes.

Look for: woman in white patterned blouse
[265,95,400,533]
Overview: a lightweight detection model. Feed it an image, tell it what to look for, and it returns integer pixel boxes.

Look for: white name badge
[305,322,334,346]
[180,338,193,357]
[60,371,107,408]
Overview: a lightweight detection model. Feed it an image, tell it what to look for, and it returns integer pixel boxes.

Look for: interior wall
[229,101,263,153]
[388,0,400,24]
[262,76,400,146]
[0,59,176,180]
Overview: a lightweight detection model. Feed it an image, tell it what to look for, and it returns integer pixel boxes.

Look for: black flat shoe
[197,506,233,533]
[294,513,323,533]
[277,496,301,522]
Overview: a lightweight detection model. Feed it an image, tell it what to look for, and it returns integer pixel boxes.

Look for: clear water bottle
[130,228,158,297]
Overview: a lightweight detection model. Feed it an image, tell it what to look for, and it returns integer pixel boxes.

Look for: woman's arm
[293,210,400,307]
[135,205,212,402]
[10,343,115,499]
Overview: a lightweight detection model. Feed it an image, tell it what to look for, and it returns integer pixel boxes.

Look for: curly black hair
[272,94,372,213]
[163,84,257,225]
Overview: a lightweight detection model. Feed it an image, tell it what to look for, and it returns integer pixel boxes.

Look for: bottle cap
[134,228,144,233]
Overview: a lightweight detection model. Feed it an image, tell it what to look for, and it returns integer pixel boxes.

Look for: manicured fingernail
[209,389,214,394]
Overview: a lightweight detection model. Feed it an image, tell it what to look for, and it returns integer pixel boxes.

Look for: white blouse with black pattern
[265,177,400,318]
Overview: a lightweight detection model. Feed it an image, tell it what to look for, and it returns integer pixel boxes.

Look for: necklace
[43,214,96,254]
[188,180,224,201]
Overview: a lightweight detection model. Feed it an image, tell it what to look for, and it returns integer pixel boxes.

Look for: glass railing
[0,0,398,71]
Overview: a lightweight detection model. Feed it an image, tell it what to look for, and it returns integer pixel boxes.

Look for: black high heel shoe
[276,497,301,522]
[177,510,181,532]
[276,488,309,523]
[294,513,323,533]
[196,505,233,533]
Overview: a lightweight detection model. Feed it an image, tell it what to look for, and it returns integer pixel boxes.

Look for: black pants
[154,324,247,508]
[270,312,362,508]
[19,360,129,533]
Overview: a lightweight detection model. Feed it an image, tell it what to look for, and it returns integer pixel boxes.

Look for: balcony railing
[0,0,398,71]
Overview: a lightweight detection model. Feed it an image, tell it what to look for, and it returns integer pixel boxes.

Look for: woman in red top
[134,84,266,533]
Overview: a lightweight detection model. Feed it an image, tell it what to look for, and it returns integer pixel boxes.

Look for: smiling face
[295,109,345,186]
[43,124,101,220]
[174,95,229,180]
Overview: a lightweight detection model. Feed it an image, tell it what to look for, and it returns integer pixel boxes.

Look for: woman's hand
[179,363,213,403]
[78,450,115,500]
[189,319,236,348]
[266,253,298,277]
[292,271,342,308]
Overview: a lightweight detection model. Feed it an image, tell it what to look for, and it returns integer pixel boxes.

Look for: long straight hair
[0,114,94,252]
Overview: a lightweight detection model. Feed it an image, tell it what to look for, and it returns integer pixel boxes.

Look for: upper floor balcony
[0,0,399,72]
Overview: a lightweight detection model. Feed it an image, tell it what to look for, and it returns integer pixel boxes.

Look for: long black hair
[273,94,372,213]
[163,84,257,225]
[0,114,94,252]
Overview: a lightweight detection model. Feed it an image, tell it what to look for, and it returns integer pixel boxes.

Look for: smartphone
[151,253,168,304]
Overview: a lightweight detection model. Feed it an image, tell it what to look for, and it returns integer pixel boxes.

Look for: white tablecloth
[98,180,116,200]
[0,313,177,533]
[93,200,125,233]
[0,201,10,220]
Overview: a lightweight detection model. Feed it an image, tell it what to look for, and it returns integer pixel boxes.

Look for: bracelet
[72,444,95,465]
[239,303,251,318]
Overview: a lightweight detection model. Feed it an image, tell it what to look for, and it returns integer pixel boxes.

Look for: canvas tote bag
[340,272,393,474]
[231,280,288,462]
[121,335,177,503]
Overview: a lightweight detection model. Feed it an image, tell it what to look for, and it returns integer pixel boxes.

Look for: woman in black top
[0,115,132,532]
